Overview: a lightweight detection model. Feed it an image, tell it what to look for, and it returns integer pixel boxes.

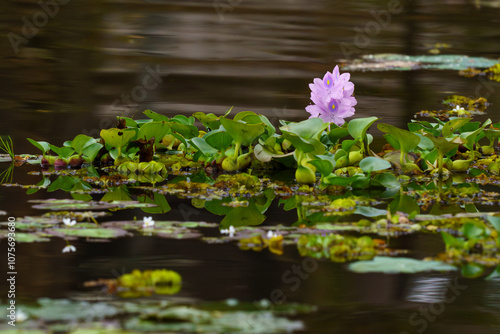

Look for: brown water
[1,0,500,333]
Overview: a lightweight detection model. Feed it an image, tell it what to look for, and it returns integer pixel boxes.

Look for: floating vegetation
[459,63,500,82]
[85,269,182,297]
[2,62,500,281]
[0,297,313,334]
[297,234,383,262]
[344,54,499,71]
[348,256,457,274]
[416,95,489,119]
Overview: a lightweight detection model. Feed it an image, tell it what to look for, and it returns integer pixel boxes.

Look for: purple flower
[305,66,357,126]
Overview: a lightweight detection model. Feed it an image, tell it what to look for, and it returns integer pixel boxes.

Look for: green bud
[282,139,292,151]
[488,162,499,175]
[295,165,316,184]
[222,157,239,171]
[236,152,252,170]
[481,145,495,156]
[450,159,471,172]
[335,155,348,168]
[138,162,152,174]
[348,150,363,165]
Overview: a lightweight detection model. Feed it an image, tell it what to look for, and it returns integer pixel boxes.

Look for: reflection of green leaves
[389,195,419,217]
[461,263,485,278]
[138,193,171,214]
[220,205,266,229]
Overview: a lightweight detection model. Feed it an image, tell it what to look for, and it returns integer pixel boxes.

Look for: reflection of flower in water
[142,216,155,228]
[221,225,236,237]
[62,245,76,253]
[63,217,76,226]
[305,65,357,126]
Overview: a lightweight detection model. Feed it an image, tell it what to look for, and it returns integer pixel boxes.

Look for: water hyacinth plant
[305,66,357,126]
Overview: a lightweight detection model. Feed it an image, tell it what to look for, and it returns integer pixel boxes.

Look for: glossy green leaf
[359,157,391,173]
[144,109,169,122]
[204,130,233,152]
[220,118,265,146]
[137,121,171,144]
[27,138,51,154]
[280,118,327,140]
[347,117,378,141]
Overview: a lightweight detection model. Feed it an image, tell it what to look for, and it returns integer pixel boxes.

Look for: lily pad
[348,256,457,274]
[345,54,499,71]
[30,199,156,211]
[49,227,129,239]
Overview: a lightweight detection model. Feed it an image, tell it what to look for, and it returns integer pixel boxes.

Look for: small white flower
[221,225,236,237]
[142,216,155,228]
[63,217,76,226]
[16,309,28,322]
[452,105,466,114]
[267,230,279,239]
[62,245,76,253]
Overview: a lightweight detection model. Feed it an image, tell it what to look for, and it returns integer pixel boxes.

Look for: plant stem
[233,142,241,159]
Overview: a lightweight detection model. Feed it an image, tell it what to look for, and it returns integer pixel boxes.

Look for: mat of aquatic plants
[2,56,500,333]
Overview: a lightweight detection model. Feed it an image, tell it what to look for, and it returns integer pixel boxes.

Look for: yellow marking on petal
[331,104,336,110]
[327,80,330,85]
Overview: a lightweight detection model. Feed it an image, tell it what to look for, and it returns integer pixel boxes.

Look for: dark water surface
[1,0,500,333]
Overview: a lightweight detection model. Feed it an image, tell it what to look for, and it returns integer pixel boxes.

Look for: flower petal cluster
[305,65,357,126]
[221,225,236,237]
[62,245,76,253]
[142,216,155,228]
[63,218,76,226]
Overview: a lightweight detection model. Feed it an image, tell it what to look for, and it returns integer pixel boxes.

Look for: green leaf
[138,193,171,214]
[144,109,169,121]
[378,123,421,155]
[171,123,199,139]
[47,176,77,192]
[486,216,500,232]
[442,118,471,137]
[220,205,266,228]
[220,118,266,146]
[193,112,221,130]
[372,172,400,189]
[190,137,218,156]
[327,125,349,144]
[100,128,136,152]
[82,143,103,162]
[137,121,171,144]
[359,157,391,173]
[309,154,336,176]
[70,134,95,154]
[347,116,378,141]
[280,118,327,140]
[354,206,387,217]
[461,263,485,278]
[441,232,465,248]
[389,194,420,217]
[463,222,485,239]
[27,138,51,154]
[423,134,459,157]
[204,130,233,152]
[49,145,75,159]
